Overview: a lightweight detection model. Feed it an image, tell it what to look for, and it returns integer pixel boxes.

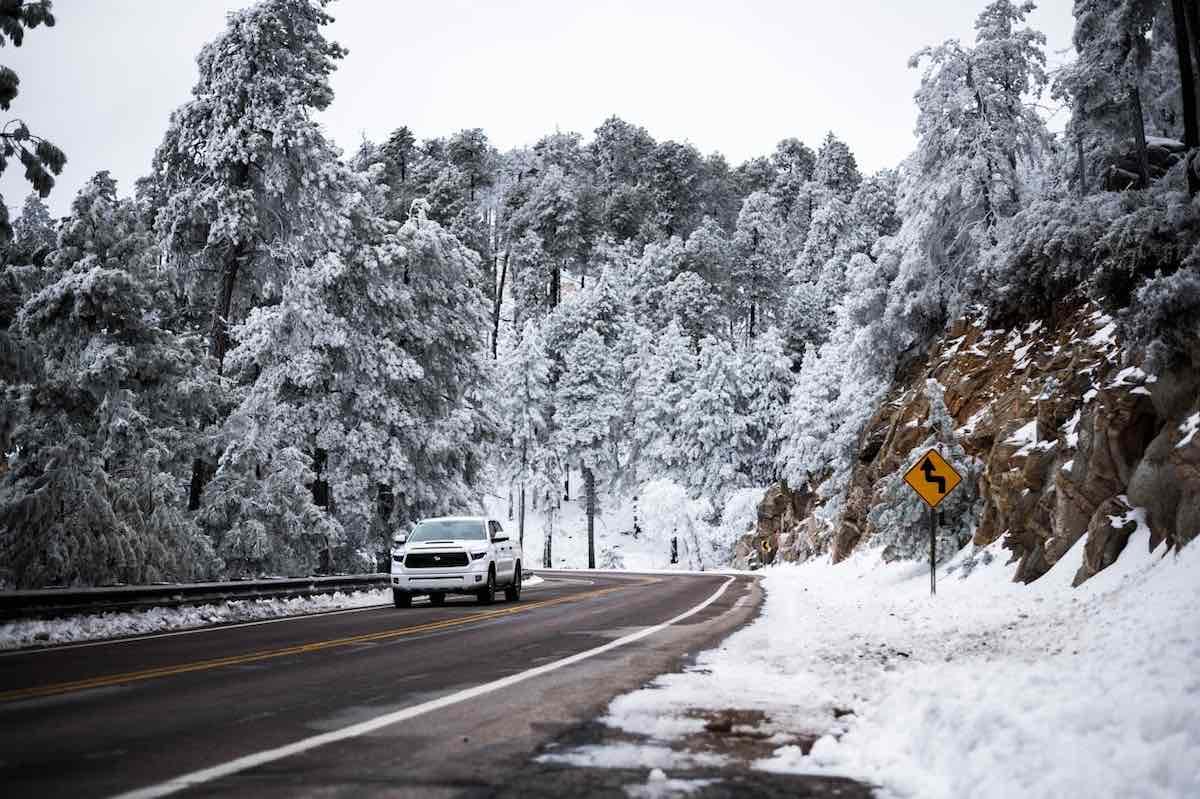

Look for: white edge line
[2,581,555,657]
[110,576,737,799]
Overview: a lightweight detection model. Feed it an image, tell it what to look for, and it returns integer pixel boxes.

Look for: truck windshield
[408,519,487,542]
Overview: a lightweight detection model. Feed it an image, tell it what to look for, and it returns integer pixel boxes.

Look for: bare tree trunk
[966,61,998,235]
[1076,132,1088,198]
[189,158,252,512]
[1130,86,1151,189]
[563,468,569,501]
[1173,0,1199,195]
[584,466,596,569]
[518,483,526,551]
[491,250,508,358]
[188,244,247,511]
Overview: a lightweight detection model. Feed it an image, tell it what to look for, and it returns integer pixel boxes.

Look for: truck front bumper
[391,571,485,593]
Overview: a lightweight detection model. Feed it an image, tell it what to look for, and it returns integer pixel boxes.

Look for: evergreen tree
[910,1,1048,234]
[812,132,862,203]
[554,328,620,568]
[674,336,750,499]
[769,137,817,220]
[731,191,786,339]
[497,321,553,550]
[867,380,981,562]
[3,194,55,266]
[152,0,347,511]
[0,0,65,243]
[0,173,217,587]
[628,320,694,481]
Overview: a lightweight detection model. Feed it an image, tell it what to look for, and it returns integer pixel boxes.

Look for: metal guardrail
[0,574,392,621]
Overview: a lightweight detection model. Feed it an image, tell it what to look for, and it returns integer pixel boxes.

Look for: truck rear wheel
[505,564,522,602]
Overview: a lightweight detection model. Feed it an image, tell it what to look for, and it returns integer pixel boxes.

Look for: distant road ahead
[0,571,760,798]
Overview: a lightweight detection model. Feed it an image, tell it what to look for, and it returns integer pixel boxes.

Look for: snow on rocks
[1178,413,1200,450]
[569,538,1199,799]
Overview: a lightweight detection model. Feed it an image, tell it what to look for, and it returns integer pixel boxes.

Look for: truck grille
[405,552,469,569]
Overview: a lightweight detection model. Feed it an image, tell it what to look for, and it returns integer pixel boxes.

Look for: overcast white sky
[3,0,1076,217]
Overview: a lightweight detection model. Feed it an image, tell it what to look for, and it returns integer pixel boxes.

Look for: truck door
[490,520,514,581]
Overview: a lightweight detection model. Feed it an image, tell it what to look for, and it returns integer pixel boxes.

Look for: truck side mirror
[392,534,407,547]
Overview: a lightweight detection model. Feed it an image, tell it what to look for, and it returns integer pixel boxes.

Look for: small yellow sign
[903,448,962,509]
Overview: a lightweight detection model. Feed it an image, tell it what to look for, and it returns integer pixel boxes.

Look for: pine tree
[151,0,347,512]
[0,173,217,587]
[740,327,791,484]
[769,138,817,220]
[497,321,553,550]
[867,380,981,563]
[0,0,66,243]
[731,191,786,339]
[910,1,1047,232]
[214,176,493,573]
[812,132,862,203]
[554,328,620,568]
[674,337,750,499]
[3,194,55,266]
[628,320,694,481]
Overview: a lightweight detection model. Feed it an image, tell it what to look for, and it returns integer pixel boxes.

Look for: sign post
[903,448,963,596]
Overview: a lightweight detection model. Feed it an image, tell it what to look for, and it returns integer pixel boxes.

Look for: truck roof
[419,515,488,523]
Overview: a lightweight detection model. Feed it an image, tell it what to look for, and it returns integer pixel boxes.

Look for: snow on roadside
[0,589,389,650]
[574,536,1199,798]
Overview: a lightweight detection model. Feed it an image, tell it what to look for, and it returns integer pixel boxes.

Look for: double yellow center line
[1,579,652,703]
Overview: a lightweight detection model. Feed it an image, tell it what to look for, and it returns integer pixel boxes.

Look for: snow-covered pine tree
[215,186,493,574]
[867,379,981,563]
[739,327,792,484]
[909,0,1048,246]
[3,194,56,267]
[674,336,751,500]
[768,137,817,221]
[628,320,694,483]
[497,321,553,549]
[151,0,348,511]
[812,132,862,203]
[554,328,621,568]
[731,191,786,339]
[0,173,217,587]
[1053,0,1159,192]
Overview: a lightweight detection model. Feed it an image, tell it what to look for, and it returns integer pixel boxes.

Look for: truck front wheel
[477,567,496,604]
[393,589,411,609]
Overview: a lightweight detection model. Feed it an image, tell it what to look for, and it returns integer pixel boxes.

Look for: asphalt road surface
[0,571,767,798]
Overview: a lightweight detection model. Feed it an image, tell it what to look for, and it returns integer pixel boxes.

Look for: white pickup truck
[389,516,521,608]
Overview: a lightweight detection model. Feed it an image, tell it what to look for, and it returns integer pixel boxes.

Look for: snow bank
[584,537,1199,798]
[0,589,389,650]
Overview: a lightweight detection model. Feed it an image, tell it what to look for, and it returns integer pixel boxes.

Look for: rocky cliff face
[735,303,1200,585]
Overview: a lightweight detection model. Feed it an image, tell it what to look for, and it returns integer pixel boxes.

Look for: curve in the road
[113,576,734,799]
[0,578,644,703]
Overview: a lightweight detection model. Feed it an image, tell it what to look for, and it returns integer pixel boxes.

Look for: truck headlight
[470,551,486,560]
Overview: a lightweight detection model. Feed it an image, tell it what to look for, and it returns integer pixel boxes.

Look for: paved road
[0,571,762,798]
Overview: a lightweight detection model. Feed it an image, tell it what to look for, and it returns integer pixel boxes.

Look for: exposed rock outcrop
[736,302,1200,586]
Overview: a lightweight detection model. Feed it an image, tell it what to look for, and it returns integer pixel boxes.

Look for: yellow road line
[0,578,657,703]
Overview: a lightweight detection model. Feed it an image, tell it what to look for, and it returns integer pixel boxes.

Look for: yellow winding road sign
[903,448,962,509]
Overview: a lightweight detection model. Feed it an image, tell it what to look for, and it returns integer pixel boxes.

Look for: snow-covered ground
[548,530,1200,798]
[483,473,763,573]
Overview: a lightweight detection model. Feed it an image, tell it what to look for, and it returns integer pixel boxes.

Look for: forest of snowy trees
[1,0,1198,587]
